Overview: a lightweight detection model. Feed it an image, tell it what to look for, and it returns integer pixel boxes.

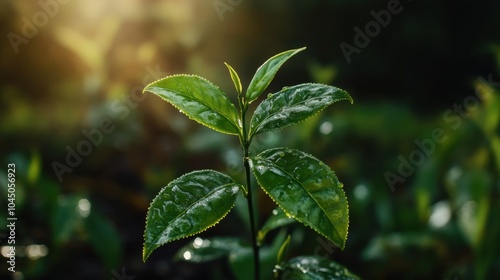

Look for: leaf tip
[348,95,354,105]
[142,245,151,262]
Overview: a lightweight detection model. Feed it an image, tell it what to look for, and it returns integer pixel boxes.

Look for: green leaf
[175,237,244,263]
[249,83,352,137]
[224,62,243,95]
[275,256,360,280]
[250,148,349,249]
[246,47,306,103]
[143,170,241,261]
[258,207,296,244]
[27,150,41,184]
[276,235,291,265]
[143,75,241,135]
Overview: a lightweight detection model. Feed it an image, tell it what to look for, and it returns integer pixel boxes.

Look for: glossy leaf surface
[144,75,240,135]
[250,83,352,137]
[175,237,244,263]
[246,47,306,103]
[143,170,241,261]
[276,256,360,280]
[250,148,349,249]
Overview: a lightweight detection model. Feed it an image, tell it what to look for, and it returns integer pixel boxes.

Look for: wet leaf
[144,75,240,135]
[249,83,352,137]
[143,170,241,261]
[246,47,306,103]
[250,148,349,249]
[275,256,360,280]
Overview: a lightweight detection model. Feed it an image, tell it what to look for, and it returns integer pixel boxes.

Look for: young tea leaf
[143,75,241,135]
[249,83,352,137]
[143,170,241,261]
[246,47,306,103]
[250,148,349,249]
[224,62,243,95]
[275,256,360,279]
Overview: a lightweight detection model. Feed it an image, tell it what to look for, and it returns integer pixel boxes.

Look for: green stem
[244,147,260,280]
[239,96,260,280]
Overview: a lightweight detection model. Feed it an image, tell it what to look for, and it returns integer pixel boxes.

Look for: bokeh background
[1,0,500,279]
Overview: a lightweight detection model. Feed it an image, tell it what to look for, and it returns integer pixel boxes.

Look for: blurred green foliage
[1,0,499,279]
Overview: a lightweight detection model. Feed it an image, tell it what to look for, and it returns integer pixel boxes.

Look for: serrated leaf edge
[250,83,353,137]
[143,169,242,261]
[143,190,238,261]
[143,74,241,135]
[246,47,307,103]
[249,149,349,249]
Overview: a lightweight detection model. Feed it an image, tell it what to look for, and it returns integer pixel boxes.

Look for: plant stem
[238,96,260,280]
[243,145,260,280]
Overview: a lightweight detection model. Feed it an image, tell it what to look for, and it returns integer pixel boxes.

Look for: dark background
[1,0,499,279]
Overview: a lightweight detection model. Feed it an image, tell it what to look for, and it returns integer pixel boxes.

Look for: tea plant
[142,47,359,279]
